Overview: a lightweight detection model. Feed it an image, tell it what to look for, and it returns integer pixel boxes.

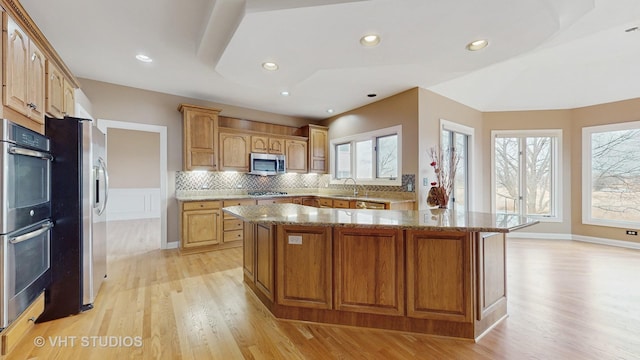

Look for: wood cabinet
[179,104,220,171]
[285,139,307,173]
[62,78,74,116]
[251,135,285,155]
[256,198,291,205]
[301,125,329,173]
[1,292,44,355]
[243,223,256,281]
[219,130,251,171]
[45,61,64,118]
[334,227,405,316]
[255,223,275,301]
[476,232,507,321]
[3,15,46,127]
[180,201,222,250]
[405,230,472,322]
[222,199,255,244]
[277,226,332,309]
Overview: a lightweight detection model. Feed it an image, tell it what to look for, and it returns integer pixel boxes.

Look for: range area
[247,191,289,197]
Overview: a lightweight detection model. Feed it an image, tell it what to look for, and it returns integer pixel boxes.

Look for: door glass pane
[454,132,467,211]
[494,137,520,214]
[525,137,552,216]
[376,134,397,178]
[356,140,372,179]
[335,143,351,179]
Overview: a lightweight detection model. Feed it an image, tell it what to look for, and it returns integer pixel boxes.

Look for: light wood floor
[9,223,640,359]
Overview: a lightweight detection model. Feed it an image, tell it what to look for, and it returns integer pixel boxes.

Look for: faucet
[344,177,358,197]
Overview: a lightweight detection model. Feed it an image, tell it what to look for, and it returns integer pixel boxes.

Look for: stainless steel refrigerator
[39,116,109,321]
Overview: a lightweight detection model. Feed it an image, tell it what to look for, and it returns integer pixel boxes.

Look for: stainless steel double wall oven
[0,119,52,329]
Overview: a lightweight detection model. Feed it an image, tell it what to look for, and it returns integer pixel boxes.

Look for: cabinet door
[243,223,256,282]
[27,41,46,123]
[183,109,218,171]
[182,209,221,248]
[62,78,75,117]
[268,137,285,155]
[255,224,274,301]
[405,230,472,322]
[309,127,328,173]
[277,226,332,309]
[45,62,64,118]
[219,132,250,171]
[251,135,269,153]
[334,227,405,316]
[285,140,308,173]
[4,17,29,116]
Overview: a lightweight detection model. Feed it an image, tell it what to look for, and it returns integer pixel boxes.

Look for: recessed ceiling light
[466,39,489,51]
[135,54,153,63]
[280,91,290,96]
[326,109,334,114]
[360,34,381,47]
[625,26,639,33]
[367,93,377,98]
[262,62,279,71]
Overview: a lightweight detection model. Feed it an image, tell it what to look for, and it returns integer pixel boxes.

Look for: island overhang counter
[222,204,538,341]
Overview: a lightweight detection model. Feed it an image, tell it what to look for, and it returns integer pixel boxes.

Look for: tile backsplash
[175,172,415,193]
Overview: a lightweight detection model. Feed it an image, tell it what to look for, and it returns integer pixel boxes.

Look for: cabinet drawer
[317,198,333,207]
[224,219,243,231]
[183,201,220,211]
[2,292,44,355]
[333,199,350,208]
[257,198,291,205]
[224,229,244,242]
[223,199,256,207]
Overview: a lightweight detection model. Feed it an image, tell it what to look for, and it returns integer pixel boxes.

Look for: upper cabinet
[301,125,329,174]
[1,8,79,134]
[45,61,63,118]
[179,104,220,171]
[3,15,46,125]
[285,139,308,173]
[219,130,251,171]
[251,135,285,155]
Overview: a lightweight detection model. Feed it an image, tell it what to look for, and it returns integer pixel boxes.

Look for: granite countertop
[176,192,415,204]
[222,203,538,233]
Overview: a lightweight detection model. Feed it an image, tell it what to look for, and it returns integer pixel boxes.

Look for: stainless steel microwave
[249,153,285,175]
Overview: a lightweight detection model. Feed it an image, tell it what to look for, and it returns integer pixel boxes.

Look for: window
[492,130,562,221]
[331,125,402,185]
[582,121,640,227]
[441,119,474,212]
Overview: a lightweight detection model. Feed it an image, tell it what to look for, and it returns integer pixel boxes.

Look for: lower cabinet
[276,226,332,309]
[255,224,275,300]
[181,201,222,249]
[222,199,255,244]
[405,230,473,322]
[1,292,44,355]
[334,227,405,316]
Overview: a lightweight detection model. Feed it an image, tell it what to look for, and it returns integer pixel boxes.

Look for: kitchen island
[222,204,537,340]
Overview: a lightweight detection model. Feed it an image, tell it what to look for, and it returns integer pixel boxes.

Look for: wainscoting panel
[107,188,161,221]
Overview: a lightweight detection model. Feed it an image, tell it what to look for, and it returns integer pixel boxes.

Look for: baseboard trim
[506,232,572,240]
[165,241,179,250]
[571,235,640,250]
[506,232,640,250]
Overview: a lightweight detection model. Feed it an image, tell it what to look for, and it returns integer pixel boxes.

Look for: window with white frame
[492,130,562,221]
[331,125,402,185]
[582,121,640,227]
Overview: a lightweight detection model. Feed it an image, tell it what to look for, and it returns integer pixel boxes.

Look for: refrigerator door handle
[97,157,109,216]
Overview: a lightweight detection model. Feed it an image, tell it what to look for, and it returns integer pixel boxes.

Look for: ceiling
[19,0,640,119]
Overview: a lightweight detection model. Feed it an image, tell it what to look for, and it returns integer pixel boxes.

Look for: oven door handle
[9,221,54,245]
[8,146,53,161]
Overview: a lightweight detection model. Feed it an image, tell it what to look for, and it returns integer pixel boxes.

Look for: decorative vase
[427,186,449,209]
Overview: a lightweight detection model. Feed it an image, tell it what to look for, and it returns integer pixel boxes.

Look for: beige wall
[482,110,573,234]
[107,128,160,188]
[418,89,484,211]
[571,98,640,244]
[79,78,313,245]
[321,88,420,175]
